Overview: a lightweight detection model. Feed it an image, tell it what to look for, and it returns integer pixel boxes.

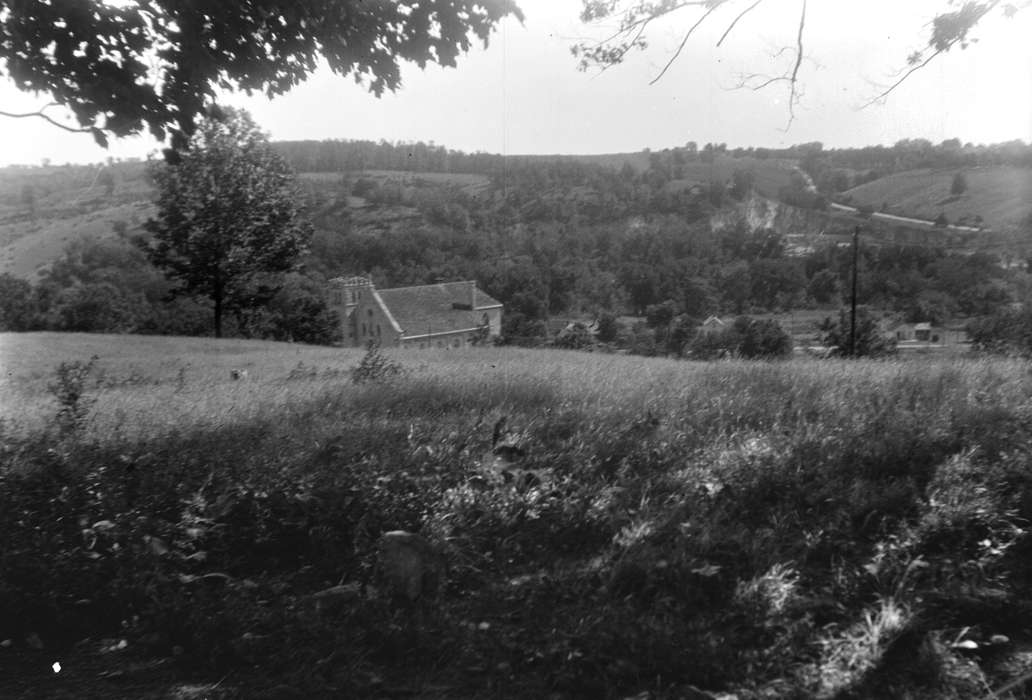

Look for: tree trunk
[213,272,223,339]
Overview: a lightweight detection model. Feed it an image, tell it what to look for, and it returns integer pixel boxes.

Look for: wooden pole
[850,225,859,356]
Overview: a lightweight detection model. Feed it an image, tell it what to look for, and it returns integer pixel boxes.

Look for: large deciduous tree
[144,108,311,338]
[0,0,522,149]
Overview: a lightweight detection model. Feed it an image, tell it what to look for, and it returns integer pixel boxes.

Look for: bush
[0,273,38,331]
[967,308,1032,357]
[819,306,896,357]
[351,341,403,383]
[48,355,99,433]
[951,171,967,196]
[596,312,621,343]
[552,322,596,350]
[734,317,793,358]
[686,316,792,359]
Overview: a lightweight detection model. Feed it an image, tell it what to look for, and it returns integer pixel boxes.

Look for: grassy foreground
[4,333,1032,698]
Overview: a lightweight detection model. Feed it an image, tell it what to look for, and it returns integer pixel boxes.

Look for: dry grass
[5,331,1031,442]
[5,332,1032,697]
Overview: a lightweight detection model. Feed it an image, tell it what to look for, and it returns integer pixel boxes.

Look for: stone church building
[327,276,503,348]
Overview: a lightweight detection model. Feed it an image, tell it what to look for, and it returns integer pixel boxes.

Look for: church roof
[376,281,501,338]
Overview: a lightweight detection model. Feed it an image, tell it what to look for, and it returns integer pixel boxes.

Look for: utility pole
[850,225,859,357]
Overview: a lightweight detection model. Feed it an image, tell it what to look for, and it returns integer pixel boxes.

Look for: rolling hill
[0,161,155,279]
[842,165,1032,232]
[2,145,1031,284]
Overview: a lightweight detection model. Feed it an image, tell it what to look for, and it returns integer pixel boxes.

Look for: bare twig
[784,0,807,127]
[739,73,790,91]
[0,103,90,133]
[729,0,805,128]
[599,16,655,71]
[592,1,709,49]
[717,0,765,47]
[859,48,947,108]
[860,0,997,108]
[649,2,725,85]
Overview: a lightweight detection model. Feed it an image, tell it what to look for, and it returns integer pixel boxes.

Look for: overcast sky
[0,0,1030,166]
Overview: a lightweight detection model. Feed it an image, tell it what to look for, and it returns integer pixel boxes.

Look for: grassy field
[5,332,1032,698]
[844,166,1032,231]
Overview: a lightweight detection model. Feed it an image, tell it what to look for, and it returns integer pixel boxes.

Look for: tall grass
[3,333,1032,697]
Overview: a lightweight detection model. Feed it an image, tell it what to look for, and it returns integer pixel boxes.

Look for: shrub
[734,317,793,358]
[351,341,403,383]
[967,307,1032,357]
[951,171,967,196]
[552,322,595,350]
[48,355,99,433]
[818,307,896,357]
[686,316,792,359]
[595,312,621,343]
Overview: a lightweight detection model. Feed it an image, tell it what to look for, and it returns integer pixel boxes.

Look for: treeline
[3,144,1028,346]
[275,137,1032,180]
[0,236,340,344]
[275,139,506,176]
[304,158,1024,342]
[798,138,1032,194]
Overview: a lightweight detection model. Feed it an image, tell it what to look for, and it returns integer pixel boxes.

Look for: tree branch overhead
[574,0,1025,125]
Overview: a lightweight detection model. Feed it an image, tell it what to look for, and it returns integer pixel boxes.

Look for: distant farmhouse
[327,276,502,348]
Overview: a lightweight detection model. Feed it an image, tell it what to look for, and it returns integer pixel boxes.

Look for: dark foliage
[0,273,37,331]
[0,0,520,149]
[968,307,1032,357]
[144,109,313,338]
[48,355,98,434]
[687,316,792,360]
[351,342,404,383]
[5,357,1032,696]
[819,306,898,357]
[951,171,968,195]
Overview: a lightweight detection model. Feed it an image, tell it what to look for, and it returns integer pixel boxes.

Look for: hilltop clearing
[4,333,1032,697]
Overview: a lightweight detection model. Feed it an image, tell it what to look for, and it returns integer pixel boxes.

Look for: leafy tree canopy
[819,306,897,358]
[0,0,522,148]
[144,107,312,337]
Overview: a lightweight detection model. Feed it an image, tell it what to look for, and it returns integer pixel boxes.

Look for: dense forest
[2,137,1031,353]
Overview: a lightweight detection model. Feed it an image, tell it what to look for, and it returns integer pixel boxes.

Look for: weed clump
[47,355,98,434]
[351,341,403,384]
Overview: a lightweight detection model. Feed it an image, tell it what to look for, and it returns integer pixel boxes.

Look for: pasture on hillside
[844,166,1032,231]
[0,162,154,280]
[4,333,1032,698]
